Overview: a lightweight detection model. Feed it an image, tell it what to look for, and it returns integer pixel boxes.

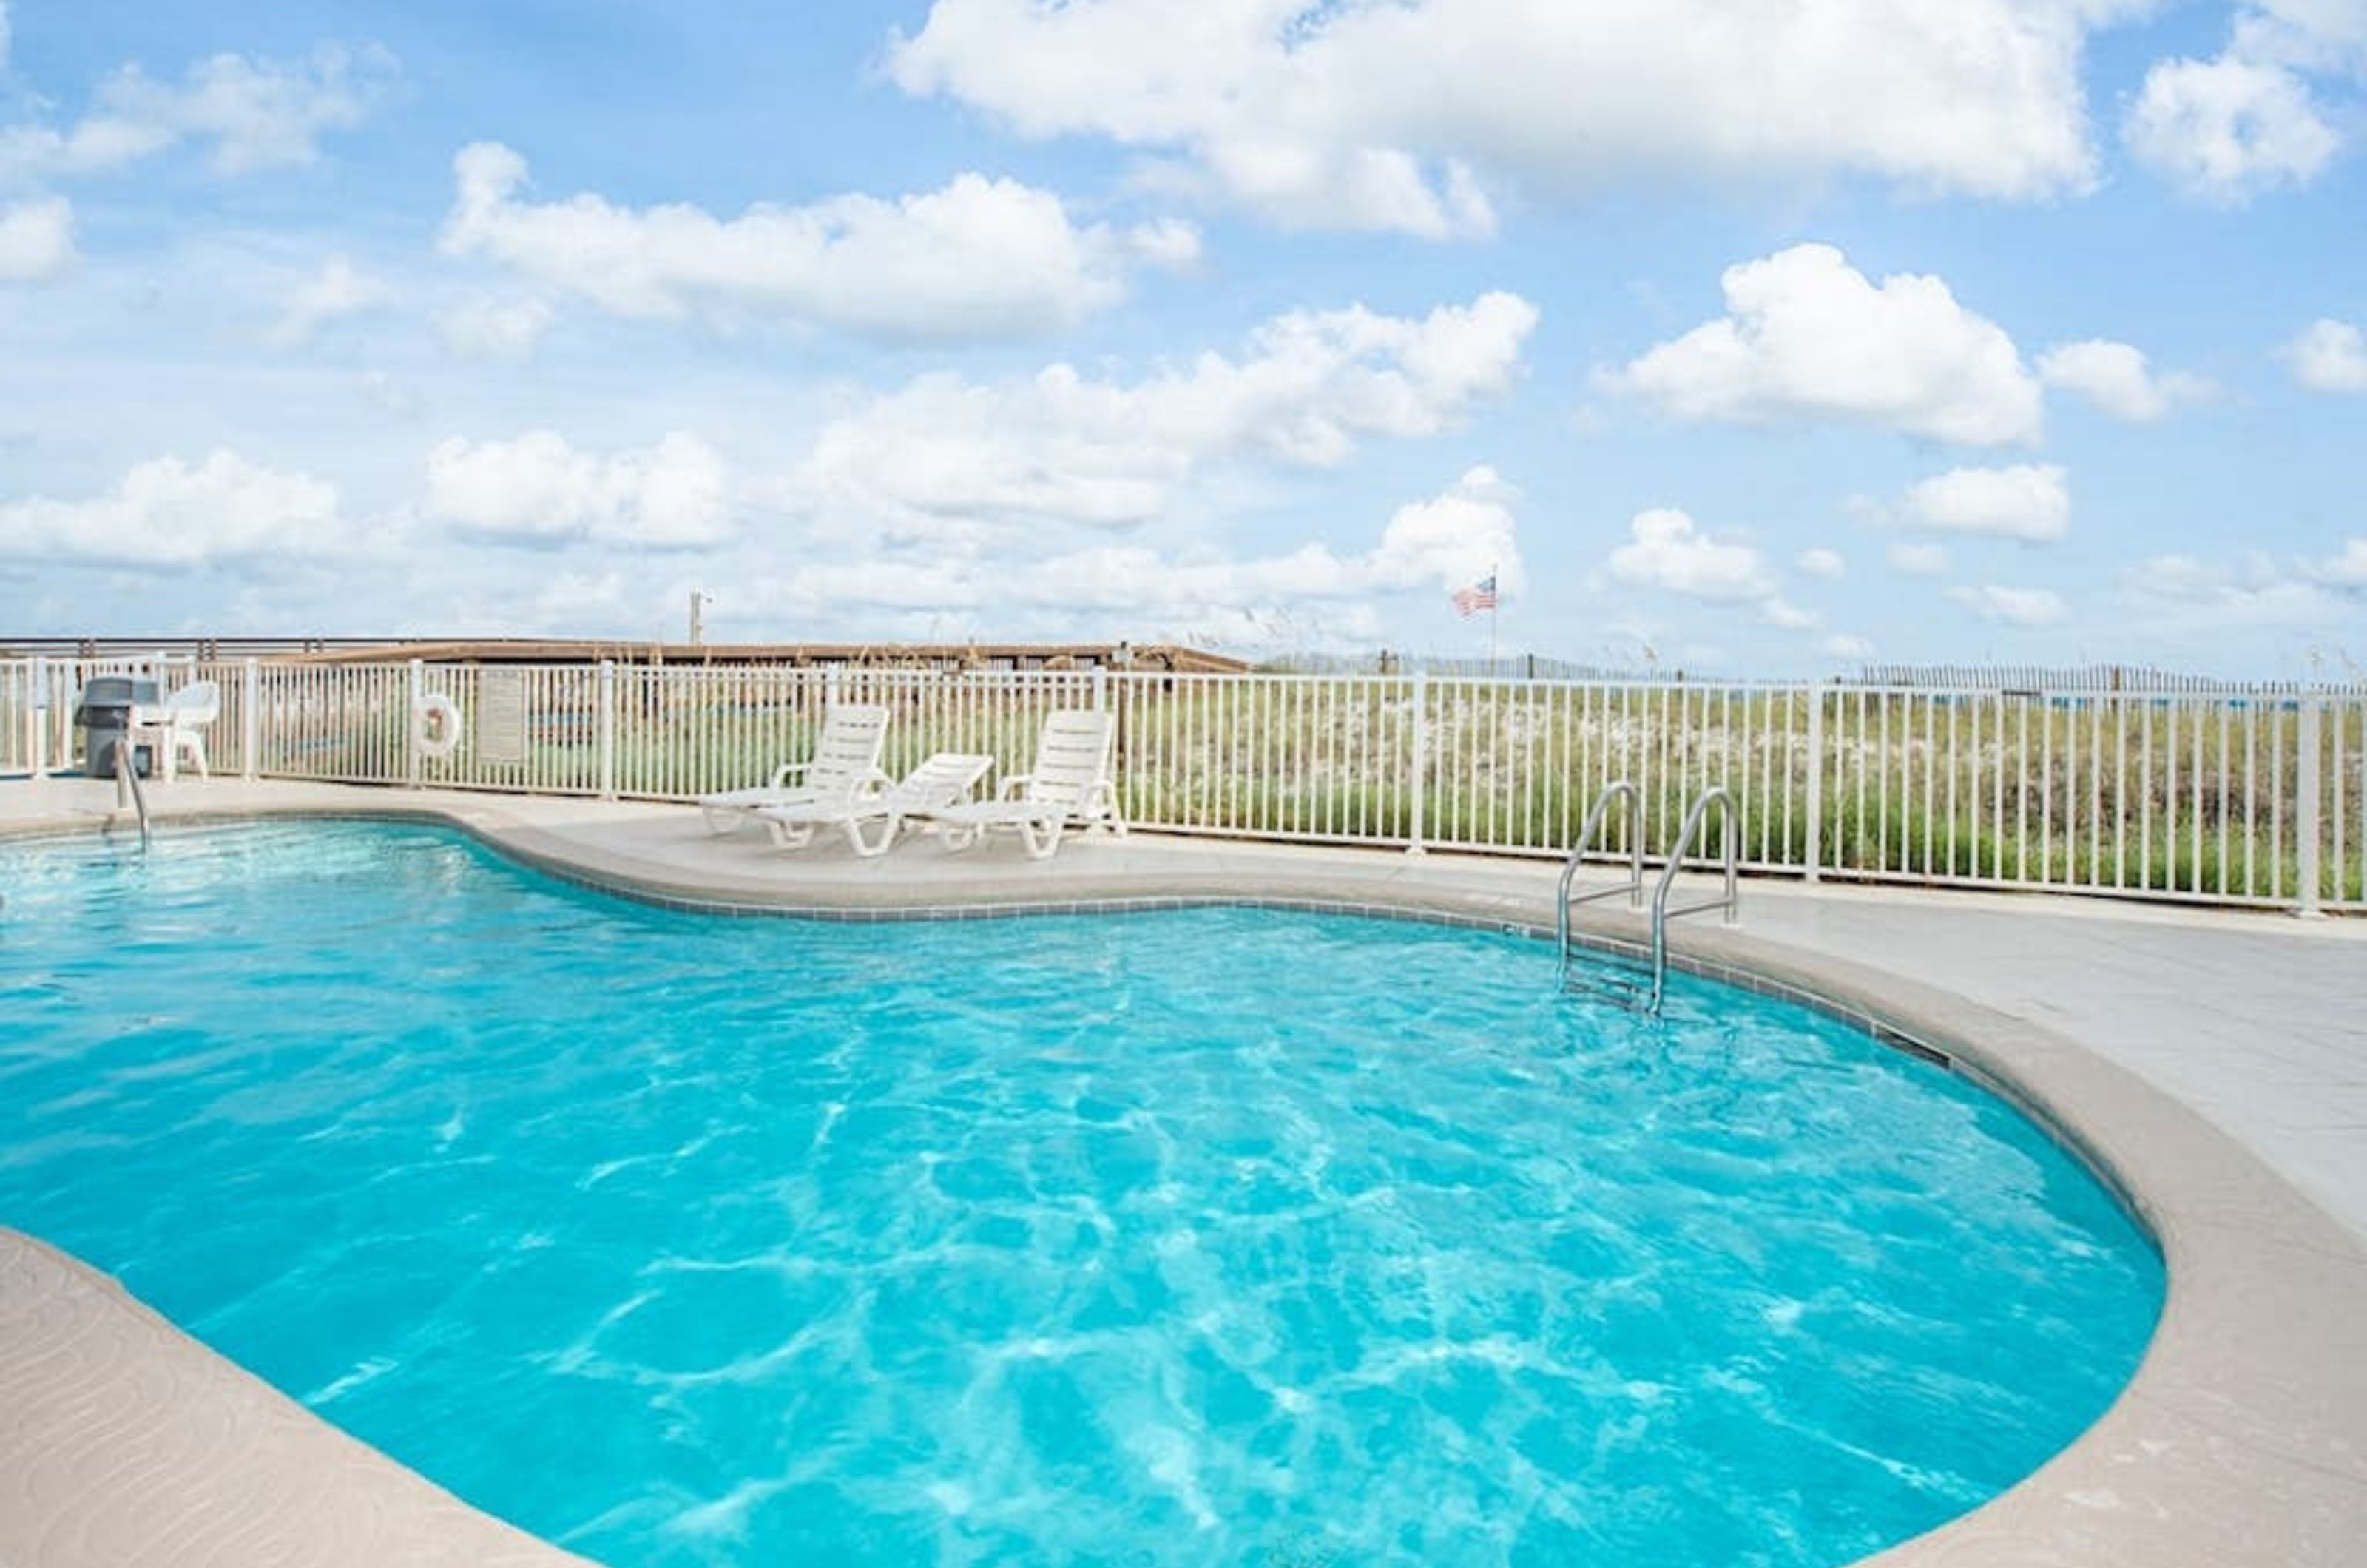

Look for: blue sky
[1,0,2362,676]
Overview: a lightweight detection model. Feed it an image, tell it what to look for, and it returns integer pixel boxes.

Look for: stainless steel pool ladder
[1557,783,1739,1013]
[114,740,150,853]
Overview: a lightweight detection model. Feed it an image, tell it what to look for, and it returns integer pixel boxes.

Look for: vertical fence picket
[2298,699,2323,916]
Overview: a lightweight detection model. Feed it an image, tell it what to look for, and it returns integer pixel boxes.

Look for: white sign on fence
[477,669,527,765]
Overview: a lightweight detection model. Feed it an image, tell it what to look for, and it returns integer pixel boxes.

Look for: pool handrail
[1650,785,1739,1010]
[1556,780,1642,983]
[113,736,150,854]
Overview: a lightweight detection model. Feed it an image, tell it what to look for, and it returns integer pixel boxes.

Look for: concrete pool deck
[1,774,2362,1567]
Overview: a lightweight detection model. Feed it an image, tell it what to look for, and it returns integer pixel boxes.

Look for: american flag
[1452,574,1498,617]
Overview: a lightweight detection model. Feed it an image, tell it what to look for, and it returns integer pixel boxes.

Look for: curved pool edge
[0,1226,599,1568]
[3,783,2363,1568]
[1660,929,2367,1568]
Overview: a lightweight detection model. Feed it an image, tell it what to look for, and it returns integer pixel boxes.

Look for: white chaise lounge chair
[697,703,891,835]
[915,709,1126,860]
[754,751,995,857]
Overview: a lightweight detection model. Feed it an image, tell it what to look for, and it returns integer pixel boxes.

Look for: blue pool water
[0,822,2161,1567]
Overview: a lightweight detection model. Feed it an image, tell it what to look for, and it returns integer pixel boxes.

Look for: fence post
[407,659,424,789]
[598,661,618,800]
[2295,696,2323,918]
[1804,683,1824,885]
[1407,668,1428,856]
[241,658,260,780]
[30,656,47,777]
[1092,666,1109,712]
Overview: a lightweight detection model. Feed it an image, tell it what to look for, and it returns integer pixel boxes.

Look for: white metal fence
[4,657,2361,913]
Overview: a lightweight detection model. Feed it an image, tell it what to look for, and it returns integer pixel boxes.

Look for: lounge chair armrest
[996,771,1037,800]
[771,761,815,788]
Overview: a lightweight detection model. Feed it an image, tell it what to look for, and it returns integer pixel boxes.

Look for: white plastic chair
[140,680,219,781]
[913,710,1126,859]
[697,704,892,835]
[755,751,995,857]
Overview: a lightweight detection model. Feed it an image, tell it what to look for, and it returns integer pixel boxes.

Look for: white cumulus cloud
[888,0,2124,237]
[1607,508,1778,602]
[2124,0,2366,203]
[780,291,1538,537]
[1949,584,2069,625]
[0,44,389,183]
[269,254,385,345]
[0,450,342,566]
[2320,536,2367,587]
[1900,464,2070,541]
[2280,317,2367,391]
[425,430,733,550]
[2235,0,2367,75]
[1368,466,1523,595]
[2121,550,2352,632]
[2037,339,2212,419]
[0,195,72,281]
[437,142,1198,343]
[1797,547,1846,579]
[2124,55,2340,201]
[1600,243,2042,445]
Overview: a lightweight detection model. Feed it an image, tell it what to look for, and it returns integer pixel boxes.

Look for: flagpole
[1488,561,1499,673]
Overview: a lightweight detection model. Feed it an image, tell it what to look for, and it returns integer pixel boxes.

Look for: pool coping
[2,785,2363,1567]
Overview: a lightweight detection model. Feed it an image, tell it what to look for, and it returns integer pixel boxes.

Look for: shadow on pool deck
[2,775,2363,1567]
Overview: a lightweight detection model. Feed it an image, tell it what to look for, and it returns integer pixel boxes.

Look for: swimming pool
[0,821,2162,1567]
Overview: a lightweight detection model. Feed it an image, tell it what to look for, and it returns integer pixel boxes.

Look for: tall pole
[1488,560,1499,673]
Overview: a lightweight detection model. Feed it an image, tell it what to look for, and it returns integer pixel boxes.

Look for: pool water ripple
[0,822,2162,1568]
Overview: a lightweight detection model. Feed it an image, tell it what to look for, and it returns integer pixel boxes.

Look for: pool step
[1561,951,1656,1013]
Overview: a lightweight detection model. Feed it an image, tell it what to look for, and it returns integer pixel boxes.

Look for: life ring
[411,692,464,759]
